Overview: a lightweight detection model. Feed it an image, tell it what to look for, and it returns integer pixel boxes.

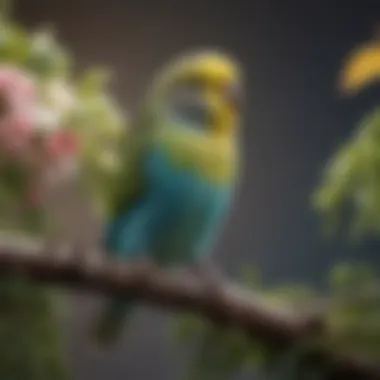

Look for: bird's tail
[92,298,134,346]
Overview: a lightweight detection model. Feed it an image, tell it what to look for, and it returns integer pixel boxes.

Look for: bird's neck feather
[157,127,238,185]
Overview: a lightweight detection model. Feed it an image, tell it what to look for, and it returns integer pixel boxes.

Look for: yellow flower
[339,42,380,94]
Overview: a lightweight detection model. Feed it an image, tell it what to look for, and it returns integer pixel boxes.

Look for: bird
[92,49,244,345]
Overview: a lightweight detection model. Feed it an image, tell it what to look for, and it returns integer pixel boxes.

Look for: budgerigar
[93,50,244,345]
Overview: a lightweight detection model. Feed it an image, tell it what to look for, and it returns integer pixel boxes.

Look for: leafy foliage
[314,33,380,237]
[326,263,380,361]
[173,263,380,379]
[68,67,125,215]
[0,14,125,232]
[0,7,127,380]
[314,107,380,236]
[0,277,70,380]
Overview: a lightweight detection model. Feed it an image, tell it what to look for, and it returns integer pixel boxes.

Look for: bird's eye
[170,77,202,100]
[172,86,197,104]
[168,77,203,105]
[166,77,211,127]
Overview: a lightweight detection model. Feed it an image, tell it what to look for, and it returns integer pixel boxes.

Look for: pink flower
[0,66,35,105]
[0,66,81,210]
[45,129,78,158]
[0,112,34,155]
[0,66,37,156]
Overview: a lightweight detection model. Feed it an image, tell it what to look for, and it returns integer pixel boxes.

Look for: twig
[0,240,378,379]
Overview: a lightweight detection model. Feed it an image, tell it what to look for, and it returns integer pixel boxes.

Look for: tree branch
[0,239,379,379]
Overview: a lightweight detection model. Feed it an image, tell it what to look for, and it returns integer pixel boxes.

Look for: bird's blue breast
[145,144,229,197]
[106,144,233,265]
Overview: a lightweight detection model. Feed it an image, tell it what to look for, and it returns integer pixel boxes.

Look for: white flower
[44,80,75,113]
[30,30,55,55]
[37,79,75,121]
[34,79,75,131]
[32,106,61,131]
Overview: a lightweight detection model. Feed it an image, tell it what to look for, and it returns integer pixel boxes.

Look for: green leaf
[77,68,111,98]
[329,262,377,294]
[315,107,380,237]
[26,28,70,78]
[0,21,30,64]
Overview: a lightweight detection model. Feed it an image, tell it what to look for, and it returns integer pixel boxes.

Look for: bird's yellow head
[151,50,244,138]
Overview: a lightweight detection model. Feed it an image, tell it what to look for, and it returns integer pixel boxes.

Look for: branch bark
[0,239,379,379]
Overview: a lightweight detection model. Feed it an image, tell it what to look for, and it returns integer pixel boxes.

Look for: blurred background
[13,0,380,379]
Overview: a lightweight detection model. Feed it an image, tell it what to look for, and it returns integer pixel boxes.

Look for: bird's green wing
[106,108,156,218]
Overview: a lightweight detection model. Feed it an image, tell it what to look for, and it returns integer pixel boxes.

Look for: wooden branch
[0,239,379,379]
